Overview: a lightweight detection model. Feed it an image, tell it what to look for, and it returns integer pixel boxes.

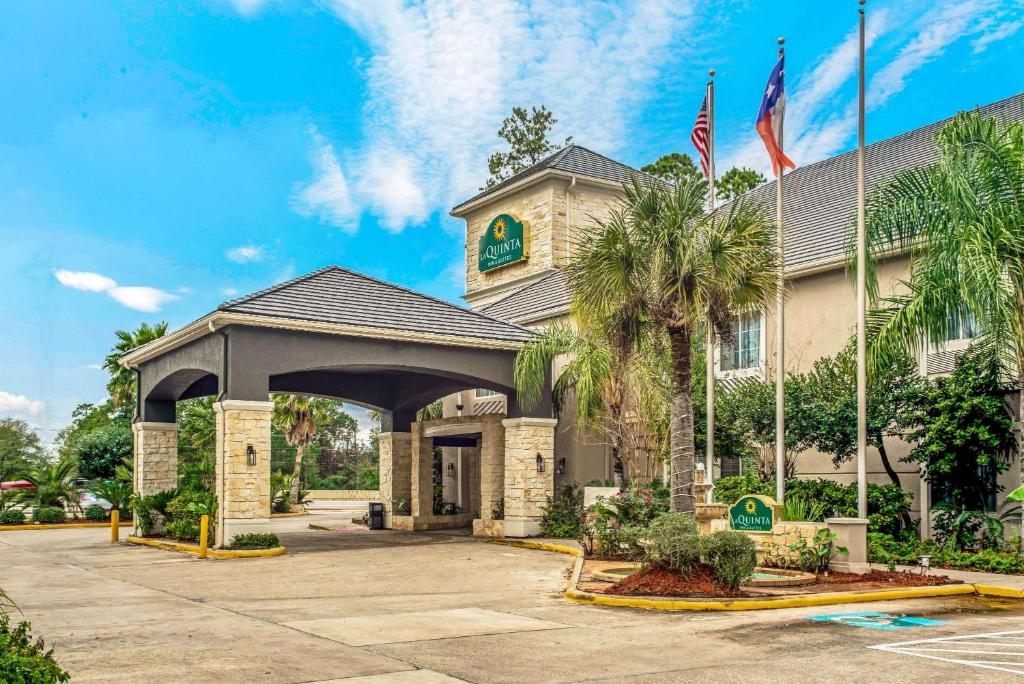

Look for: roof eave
[120,311,528,367]
[450,169,623,217]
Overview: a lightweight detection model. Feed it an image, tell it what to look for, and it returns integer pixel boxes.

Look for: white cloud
[971,16,1022,53]
[318,0,696,232]
[225,244,265,262]
[54,269,178,312]
[224,0,268,16]
[721,0,1004,176]
[107,286,180,313]
[86,364,102,370]
[222,287,239,296]
[54,269,116,292]
[0,391,44,417]
[291,127,359,233]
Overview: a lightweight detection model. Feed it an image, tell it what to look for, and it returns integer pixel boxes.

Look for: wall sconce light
[246,444,256,467]
[556,458,566,475]
[536,453,546,472]
[446,462,456,477]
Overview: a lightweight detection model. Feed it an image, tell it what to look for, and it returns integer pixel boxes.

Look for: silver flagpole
[775,37,786,504]
[856,0,868,519]
[706,69,716,503]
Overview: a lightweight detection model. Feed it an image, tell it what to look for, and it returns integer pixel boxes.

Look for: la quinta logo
[479,214,529,272]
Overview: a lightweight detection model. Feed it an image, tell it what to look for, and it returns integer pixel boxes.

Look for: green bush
[540,483,584,539]
[642,513,701,575]
[713,474,773,505]
[84,505,107,521]
[702,530,757,590]
[867,532,1024,575]
[0,510,25,525]
[31,507,66,525]
[586,485,669,559]
[0,613,70,683]
[165,490,215,543]
[73,423,132,480]
[230,533,280,549]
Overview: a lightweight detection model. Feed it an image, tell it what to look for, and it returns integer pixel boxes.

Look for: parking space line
[871,628,1024,675]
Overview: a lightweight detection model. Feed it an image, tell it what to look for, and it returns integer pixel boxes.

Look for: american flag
[691,94,710,178]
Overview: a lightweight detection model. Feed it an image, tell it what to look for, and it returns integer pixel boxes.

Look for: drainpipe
[565,176,576,263]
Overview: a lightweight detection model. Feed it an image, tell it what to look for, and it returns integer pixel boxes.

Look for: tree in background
[716,167,767,201]
[73,423,132,480]
[273,395,332,503]
[0,419,45,482]
[641,152,704,187]
[485,106,571,188]
[795,342,925,488]
[102,322,168,410]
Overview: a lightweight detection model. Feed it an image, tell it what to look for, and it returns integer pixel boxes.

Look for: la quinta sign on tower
[479,214,529,272]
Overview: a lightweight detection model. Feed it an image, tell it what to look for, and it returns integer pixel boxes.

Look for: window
[720,312,762,372]
[475,388,499,398]
[942,309,977,343]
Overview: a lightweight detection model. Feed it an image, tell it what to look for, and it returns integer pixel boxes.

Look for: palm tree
[103,322,168,410]
[862,110,1024,466]
[272,395,328,503]
[632,177,781,513]
[19,458,79,511]
[515,198,662,483]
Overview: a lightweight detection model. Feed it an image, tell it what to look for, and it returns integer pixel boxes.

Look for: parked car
[0,480,35,492]
[79,489,112,513]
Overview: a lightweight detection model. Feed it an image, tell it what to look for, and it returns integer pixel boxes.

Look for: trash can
[368,502,385,530]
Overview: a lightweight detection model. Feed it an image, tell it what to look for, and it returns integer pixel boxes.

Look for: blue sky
[1,0,1021,444]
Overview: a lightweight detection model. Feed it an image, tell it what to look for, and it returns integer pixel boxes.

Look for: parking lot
[2,514,1023,683]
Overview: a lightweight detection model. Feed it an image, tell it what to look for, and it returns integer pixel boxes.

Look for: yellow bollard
[110,509,119,543]
[199,515,209,558]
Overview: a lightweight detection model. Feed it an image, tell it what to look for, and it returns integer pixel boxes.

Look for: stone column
[378,432,411,526]
[213,400,273,548]
[502,417,556,537]
[132,421,178,534]
[479,416,505,521]
[410,423,434,518]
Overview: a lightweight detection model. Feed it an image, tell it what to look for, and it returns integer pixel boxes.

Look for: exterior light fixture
[446,462,456,477]
[556,458,566,475]
[246,444,256,467]
[918,554,930,575]
[535,453,545,472]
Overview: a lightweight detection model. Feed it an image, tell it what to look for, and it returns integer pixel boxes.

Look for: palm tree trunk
[290,444,305,504]
[668,328,696,513]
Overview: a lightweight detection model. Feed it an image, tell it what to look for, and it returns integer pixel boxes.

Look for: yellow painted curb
[126,536,287,559]
[0,522,134,532]
[489,538,1020,612]
[974,584,1024,600]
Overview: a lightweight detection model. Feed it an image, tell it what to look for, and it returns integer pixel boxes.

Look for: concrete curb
[270,511,309,518]
[126,536,287,559]
[490,538,1021,612]
[0,522,134,532]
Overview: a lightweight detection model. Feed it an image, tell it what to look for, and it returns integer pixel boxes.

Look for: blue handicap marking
[808,611,947,630]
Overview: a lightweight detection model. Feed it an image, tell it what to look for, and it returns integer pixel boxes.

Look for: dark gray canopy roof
[451,144,654,214]
[219,266,532,344]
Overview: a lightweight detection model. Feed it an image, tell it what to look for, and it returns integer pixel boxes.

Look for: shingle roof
[480,270,570,324]
[451,144,654,214]
[744,93,1024,269]
[218,266,532,344]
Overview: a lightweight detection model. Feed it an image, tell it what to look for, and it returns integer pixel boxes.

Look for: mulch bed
[603,565,747,598]
[817,569,959,587]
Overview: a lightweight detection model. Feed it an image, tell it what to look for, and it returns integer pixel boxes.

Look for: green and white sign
[729,495,775,532]
[479,213,529,272]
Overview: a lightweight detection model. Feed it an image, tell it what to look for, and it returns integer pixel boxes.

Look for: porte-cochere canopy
[121,266,556,546]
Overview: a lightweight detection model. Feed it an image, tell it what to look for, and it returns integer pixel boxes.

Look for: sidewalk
[883,563,1024,591]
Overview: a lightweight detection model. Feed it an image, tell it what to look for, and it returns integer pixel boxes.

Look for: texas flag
[756,55,796,177]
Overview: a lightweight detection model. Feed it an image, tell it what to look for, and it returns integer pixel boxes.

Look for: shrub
[788,528,847,573]
[0,510,25,525]
[642,513,701,575]
[867,532,1024,575]
[782,495,826,522]
[713,473,774,505]
[586,485,668,559]
[702,530,757,590]
[165,490,216,543]
[84,505,107,521]
[540,483,584,539]
[866,484,914,537]
[230,533,280,549]
[73,423,132,480]
[0,613,70,683]
[32,507,66,524]
[128,489,177,536]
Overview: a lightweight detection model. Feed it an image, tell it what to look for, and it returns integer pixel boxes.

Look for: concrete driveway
[2,513,1023,683]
